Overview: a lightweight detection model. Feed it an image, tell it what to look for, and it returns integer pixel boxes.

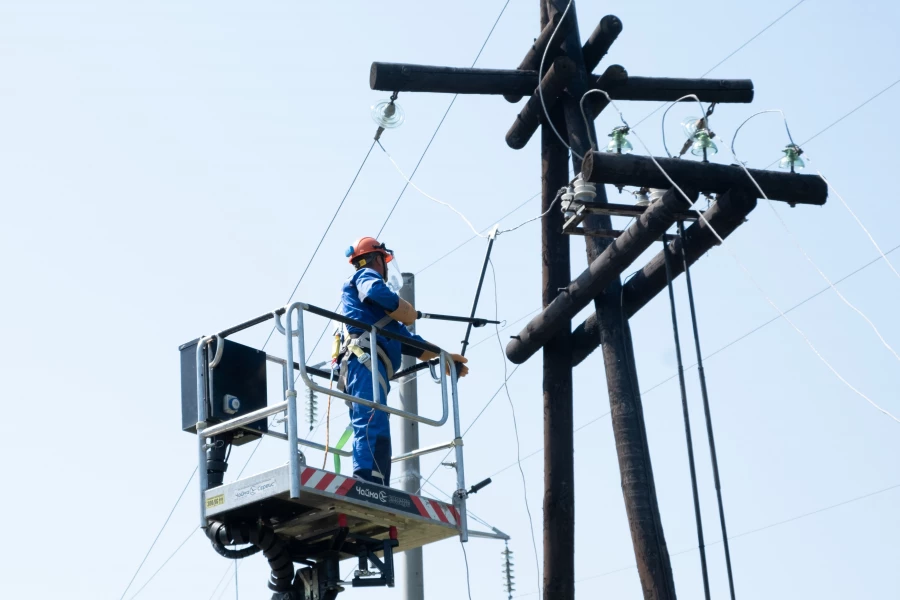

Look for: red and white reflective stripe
[300,467,457,526]
[336,477,356,496]
[436,502,457,526]
[304,469,328,490]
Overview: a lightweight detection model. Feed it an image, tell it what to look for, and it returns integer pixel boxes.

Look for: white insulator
[573,175,597,203]
[560,186,576,219]
[648,188,667,204]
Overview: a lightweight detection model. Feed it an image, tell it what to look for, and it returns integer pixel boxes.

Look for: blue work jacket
[340,268,427,372]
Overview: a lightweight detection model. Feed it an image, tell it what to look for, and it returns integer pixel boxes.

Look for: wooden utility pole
[369,2,825,597]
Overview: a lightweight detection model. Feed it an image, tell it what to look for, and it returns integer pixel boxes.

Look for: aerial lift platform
[181,302,505,600]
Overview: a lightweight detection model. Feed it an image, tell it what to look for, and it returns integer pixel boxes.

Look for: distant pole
[398,272,424,600]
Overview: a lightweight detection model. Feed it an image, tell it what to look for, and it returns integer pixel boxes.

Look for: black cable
[461,541,474,600]
[663,243,711,600]
[261,139,377,350]
[678,220,737,600]
[117,466,198,600]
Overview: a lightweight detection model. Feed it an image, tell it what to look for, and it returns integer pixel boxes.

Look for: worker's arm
[388,298,417,326]
[355,268,417,326]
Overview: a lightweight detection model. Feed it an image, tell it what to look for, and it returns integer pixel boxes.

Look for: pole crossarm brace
[582,15,624,74]
[505,187,698,365]
[582,151,827,206]
[570,189,758,366]
[503,9,576,102]
[507,57,577,149]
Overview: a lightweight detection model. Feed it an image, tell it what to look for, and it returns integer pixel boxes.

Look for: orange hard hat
[345,236,394,265]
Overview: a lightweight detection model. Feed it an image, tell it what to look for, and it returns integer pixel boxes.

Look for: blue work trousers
[345,356,392,486]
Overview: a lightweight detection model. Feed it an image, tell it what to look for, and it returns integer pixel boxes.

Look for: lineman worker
[337,236,469,487]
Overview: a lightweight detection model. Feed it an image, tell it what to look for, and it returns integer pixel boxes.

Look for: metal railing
[193,302,469,541]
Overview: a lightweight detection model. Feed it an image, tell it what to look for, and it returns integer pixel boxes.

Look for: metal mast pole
[398,272,424,600]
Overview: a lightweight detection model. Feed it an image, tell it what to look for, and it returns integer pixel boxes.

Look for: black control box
[179,337,268,445]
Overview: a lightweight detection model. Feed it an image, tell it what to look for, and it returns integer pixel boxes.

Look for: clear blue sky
[1,1,898,598]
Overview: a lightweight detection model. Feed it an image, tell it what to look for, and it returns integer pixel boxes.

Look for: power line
[261,140,378,350]
[208,563,235,600]
[376,0,513,238]
[511,482,900,596]
[117,466,197,600]
[127,529,198,600]
[481,239,900,482]
[633,0,809,129]
[798,77,900,147]
[701,0,808,77]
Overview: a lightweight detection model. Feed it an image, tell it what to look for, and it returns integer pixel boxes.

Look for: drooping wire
[731,112,900,366]
[376,0,513,238]
[482,239,900,485]
[489,259,542,600]
[261,140,377,350]
[591,88,900,424]
[460,540,474,600]
[538,0,578,158]
[660,94,714,158]
[117,466,198,600]
[816,171,900,282]
[377,140,489,239]
[496,188,564,236]
[415,192,542,275]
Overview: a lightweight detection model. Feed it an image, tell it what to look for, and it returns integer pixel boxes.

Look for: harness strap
[336,313,395,397]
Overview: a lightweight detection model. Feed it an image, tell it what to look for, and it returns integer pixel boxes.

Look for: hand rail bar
[390,439,457,463]
[194,301,468,541]
[263,429,353,457]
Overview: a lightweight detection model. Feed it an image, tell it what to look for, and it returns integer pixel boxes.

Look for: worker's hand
[448,353,469,378]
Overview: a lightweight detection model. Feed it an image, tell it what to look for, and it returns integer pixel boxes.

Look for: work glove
[448,353,469,378]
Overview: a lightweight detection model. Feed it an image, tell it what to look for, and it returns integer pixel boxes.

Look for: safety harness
[335,313,395,398]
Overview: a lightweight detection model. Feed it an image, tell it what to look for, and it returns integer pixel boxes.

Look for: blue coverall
[340,267,427,485]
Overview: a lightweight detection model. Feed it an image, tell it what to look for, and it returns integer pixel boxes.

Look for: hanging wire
[815,171,900,282]
[538,0,579,159]
[660,94,714,158]
[584,87,900,423]
[663,242,711,600]
[376,0,513,237]
[377,140,490,238]
[489,259,542,600]
[730,112,900,366]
